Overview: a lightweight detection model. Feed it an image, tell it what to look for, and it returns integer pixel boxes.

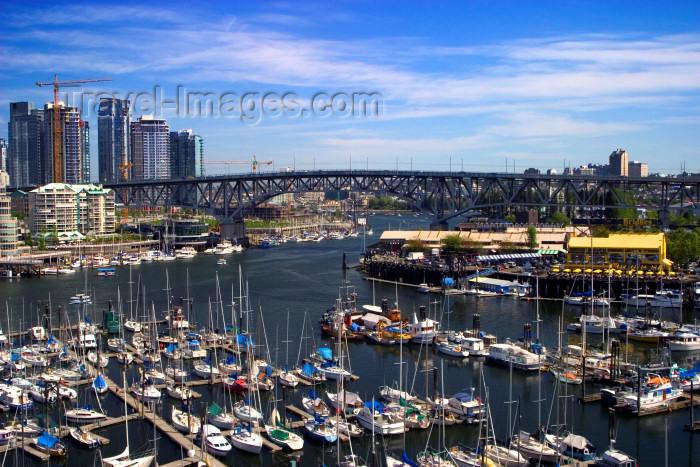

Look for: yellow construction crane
[202,155,273,174]
[35,74,112,183]
[119,160,133,222]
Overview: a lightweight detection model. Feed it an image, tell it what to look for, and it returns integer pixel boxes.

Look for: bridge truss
[104,171,700,226]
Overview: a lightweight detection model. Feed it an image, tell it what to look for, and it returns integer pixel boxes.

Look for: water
[1,214,698,466]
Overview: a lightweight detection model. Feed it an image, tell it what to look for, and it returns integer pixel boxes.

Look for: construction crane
[119,159,133,222]
[202,155,273,174]
[35,74,112,183]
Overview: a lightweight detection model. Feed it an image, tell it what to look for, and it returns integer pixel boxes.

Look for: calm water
[1,214,698,467]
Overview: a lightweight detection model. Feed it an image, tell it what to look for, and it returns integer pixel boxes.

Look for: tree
[592,226,611,238]
[546,211,570,226]
[38,235,46,251]
[404,238,425,252]
[666,229,700,267]
[24,232,34,247]
[526,225,538,250]
[11,211,26,220]
[504,213,516,224]
[441,234,463,253]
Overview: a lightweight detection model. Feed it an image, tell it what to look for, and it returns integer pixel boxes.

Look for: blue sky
[1,1,699,178]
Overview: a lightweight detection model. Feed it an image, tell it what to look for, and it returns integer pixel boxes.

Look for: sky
[1,1,699,179]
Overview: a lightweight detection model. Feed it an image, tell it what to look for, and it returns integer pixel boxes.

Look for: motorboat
[355,401,405,435]
[437,341,469,357]
[175,246,197,259]
[197,424,232,457]
[69,293,92,305]
[668,331,700,351]
[69,426,102,448]
[621,289,682,308]
[229,423,263,454]
[64,406,107,423]
[622,376,683,412]
[593,444,638,466]
[406,306,439,345]
[550,366,583,385]
[486,342,543,371]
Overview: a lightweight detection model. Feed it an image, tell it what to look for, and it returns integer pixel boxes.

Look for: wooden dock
[99,373,228,467]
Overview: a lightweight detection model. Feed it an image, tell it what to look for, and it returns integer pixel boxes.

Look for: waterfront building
[27,183,115,236]
[0,183,20,257]
[628,161,648,178]
[131,117,170,180]
[7,102,44,187]
[609,149,629,177]
[169,129,203,179]
[566,232,670,272]
[42,102,90,184]
[162,219,208,249]
[98,98,131,183]
[379,226,579,253]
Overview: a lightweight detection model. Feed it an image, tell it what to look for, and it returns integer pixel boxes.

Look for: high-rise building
[42,102,90,184]
[27,183,115,235]
[169,129,203,179]
[0,138,7,172]
[628,161,648,178]
[7,102,44,187]
[131,117,170,180]
[609,149,629,177]
[98,98,131,183]
[0,183,20,257]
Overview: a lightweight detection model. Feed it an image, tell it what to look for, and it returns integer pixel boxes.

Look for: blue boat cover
[363,401,385,412]
[37,432,61,449]
[317,347,333,361]
[85,317,92,325]
[47,335,57,344]
[350,323,359,331]
[265,364,273,377]
[93,374,107,389]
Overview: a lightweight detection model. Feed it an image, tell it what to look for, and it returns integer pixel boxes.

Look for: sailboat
[264,406,304,451]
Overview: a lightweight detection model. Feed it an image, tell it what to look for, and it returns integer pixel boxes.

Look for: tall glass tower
[98,98,131,183]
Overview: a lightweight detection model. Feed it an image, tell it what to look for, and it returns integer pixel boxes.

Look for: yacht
[621,289,682,308]
[668,330,700,351]
[175,246,197,259]
[486,342,543,371]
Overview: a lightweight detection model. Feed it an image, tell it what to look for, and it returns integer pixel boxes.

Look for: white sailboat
[102,371,154,467]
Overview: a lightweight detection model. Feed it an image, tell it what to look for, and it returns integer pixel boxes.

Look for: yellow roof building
[566,232,671,272]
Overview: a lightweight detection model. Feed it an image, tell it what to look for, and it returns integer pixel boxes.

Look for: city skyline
[2,1,699,179]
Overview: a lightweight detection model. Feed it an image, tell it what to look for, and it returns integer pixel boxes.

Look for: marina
[0,214,698,466]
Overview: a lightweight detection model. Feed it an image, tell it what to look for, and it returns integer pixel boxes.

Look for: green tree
[441,234,463,253]
[666,229,700,267]
[11,211,26,220]
[38,235,46,251]
[546,211,570,226]
[526,225,538,249]
[50,225,59,245]
[24,232,34,247]
[592,226,611,238]
[504,213,516,224]
[404,238,425,252]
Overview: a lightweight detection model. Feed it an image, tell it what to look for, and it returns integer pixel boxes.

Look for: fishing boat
[33,432,66,456]
[69,426,102,448]
[406,306,439,345]
[197,424,232,457]
[264,407,304,451]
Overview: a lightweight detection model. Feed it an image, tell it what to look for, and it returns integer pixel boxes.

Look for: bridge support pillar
[430,220,449,231]
[220,220,249,248]
[658,210,670,230]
